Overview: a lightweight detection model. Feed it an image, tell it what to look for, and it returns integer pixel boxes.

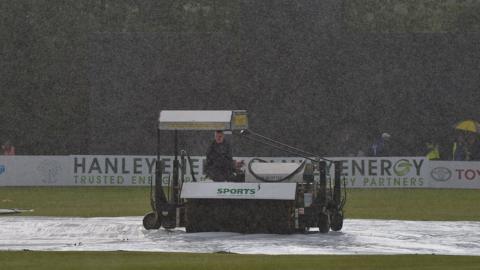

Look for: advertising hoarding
[1,156,479,189]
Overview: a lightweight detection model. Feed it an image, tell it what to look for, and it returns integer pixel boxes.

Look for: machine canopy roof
[158,110,248,130]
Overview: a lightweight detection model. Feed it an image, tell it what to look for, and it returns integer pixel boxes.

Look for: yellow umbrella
[454,120,480,133]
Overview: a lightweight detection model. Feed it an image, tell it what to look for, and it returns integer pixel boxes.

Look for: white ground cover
[1,217,479,255]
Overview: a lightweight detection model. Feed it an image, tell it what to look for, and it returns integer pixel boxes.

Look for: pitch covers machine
[143,110,345,233]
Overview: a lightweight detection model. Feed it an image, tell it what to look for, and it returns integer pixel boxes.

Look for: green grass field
[1,187,479,220]
[1,187,479,270]
[1,252,480,270]
[0,187,152,217]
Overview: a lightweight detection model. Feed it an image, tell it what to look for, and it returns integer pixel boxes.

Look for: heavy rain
[1,1,480,269]
[1,1,479,157]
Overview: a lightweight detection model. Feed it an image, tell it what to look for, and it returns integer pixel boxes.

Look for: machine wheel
[143,212,161,230]
[318,212,330,233]
[162,219,176,230]
[330,210,344,232]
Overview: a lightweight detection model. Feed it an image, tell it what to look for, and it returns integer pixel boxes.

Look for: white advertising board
[1,155,480,189]
[181,182,296,200]
[325,157,428,188]
[427,161,480,189]
[72,155,156,186]
[0,156,71,186]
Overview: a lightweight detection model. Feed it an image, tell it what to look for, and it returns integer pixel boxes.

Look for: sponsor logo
[73,157,157,174]
[430,167,452,182]
[0,165,5,175]
[455,169,480,181]
[393,159,413,176]
[37,160,62,184]
[347,158,424,177]
[217,188,256,195]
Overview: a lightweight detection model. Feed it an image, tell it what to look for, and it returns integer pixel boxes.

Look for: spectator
[369,132,391,157]
[1,140,15,155]
[452,132,467,161]
[466,133,480,161]
[425,142,440,160]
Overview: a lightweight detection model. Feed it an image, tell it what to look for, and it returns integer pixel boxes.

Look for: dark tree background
[1,0,479,158]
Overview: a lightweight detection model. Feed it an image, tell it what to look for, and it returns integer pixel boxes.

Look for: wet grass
[0,187,152,217]
[0,252,479,270]
[1,187,479,220]
[1,188,479,268]
[344,188,480,221]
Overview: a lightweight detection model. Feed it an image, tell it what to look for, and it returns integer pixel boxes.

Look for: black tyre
[330,210,344,231]
[318,212,330,233]
[162,218,176,230]
[143,212,161,230]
